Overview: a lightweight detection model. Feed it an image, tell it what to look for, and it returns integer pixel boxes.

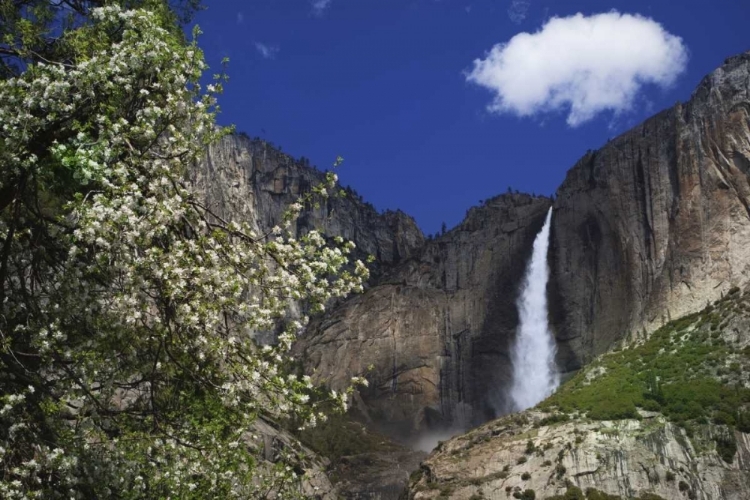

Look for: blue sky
[193,0,748,235]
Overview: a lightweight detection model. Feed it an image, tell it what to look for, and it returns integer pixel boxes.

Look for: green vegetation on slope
[545,485,666,500]
[295,410,403,462]
[540,288,750,435]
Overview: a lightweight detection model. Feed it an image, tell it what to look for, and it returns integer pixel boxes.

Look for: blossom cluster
[0,5,368,498]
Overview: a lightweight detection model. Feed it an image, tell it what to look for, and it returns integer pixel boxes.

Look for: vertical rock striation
[551,52,750,369]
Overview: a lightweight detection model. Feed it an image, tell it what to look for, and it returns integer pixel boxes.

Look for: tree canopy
[0,2,368,498]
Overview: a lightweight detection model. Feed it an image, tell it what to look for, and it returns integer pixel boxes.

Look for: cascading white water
[509,208,559,412]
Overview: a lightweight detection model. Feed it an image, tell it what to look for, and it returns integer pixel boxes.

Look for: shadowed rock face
[295,194,552,440]
[551,52,750,370]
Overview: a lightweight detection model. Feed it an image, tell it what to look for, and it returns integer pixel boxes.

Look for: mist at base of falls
[410,429,463,453]
[508,208,559,412]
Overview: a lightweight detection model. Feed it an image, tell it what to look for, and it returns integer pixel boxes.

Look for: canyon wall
[551,52,750,368]
[191,134,554,439]
[192,52,750,444]
[295,194,551,439]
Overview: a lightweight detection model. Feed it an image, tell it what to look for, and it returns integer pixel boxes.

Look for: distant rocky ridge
[190,133,424,277]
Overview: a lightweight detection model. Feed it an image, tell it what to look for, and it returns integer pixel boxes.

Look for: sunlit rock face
[405,410,750,500]
[551,52,750,369]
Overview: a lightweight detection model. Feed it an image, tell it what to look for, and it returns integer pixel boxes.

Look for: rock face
[190,133,425,276]
[295,194,552,439]
[249,418,339,499]
[406,410,750,500]
[295,53,750,440]
[332,449,426,499]
[551,52,750,370]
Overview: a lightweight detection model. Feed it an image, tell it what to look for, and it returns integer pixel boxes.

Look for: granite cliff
[551,52,750,370]
[294,194,552,440]
[295,52,750,440]
[401,51,750,499]
[192,131,556,439]
[189,52,750,498]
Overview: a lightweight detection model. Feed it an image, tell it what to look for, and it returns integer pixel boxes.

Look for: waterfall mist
[508,208,559,412]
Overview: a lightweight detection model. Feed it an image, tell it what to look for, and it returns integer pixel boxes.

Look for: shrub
[737,411,750,433]
[585,488,623,500]
[665,471,675,482]
[555,463,567,479]
[525,439,536,454]
[517,456,528,464]
[525,489,537,500]
[715,435,737,463]
[538,413,570,426]
[521,472,531,480]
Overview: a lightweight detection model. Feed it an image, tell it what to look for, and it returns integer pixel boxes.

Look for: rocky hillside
[551,52,750,369]
[407,288,750,499]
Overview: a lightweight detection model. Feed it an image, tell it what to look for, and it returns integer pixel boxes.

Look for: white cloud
[236,12,244,24]
[311,0,332,16]
[507,0,530,24]
[254,42,279,60]
[466,11,688,126]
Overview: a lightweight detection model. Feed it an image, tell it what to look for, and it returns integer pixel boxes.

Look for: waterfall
[509,208,559,412]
